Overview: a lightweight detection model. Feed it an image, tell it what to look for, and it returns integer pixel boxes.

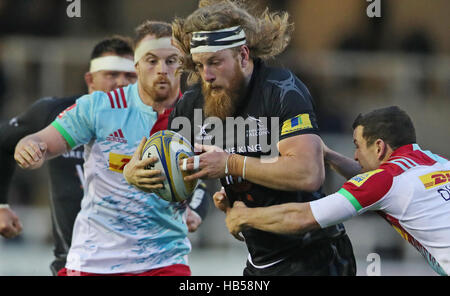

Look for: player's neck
[243,59,254,88]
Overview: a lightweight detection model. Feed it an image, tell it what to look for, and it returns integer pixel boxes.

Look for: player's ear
[375,139,387,161]
[239,45,250,68]
[84,72,94,91]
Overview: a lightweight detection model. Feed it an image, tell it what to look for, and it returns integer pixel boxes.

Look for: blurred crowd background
[0,0,448,275]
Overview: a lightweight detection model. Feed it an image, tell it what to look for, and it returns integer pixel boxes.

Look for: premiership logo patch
[348,169,383,187]
[281,114,313,136]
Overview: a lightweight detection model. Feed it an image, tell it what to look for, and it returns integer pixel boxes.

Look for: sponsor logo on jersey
[109,152,131,173]
[281,114,312,136]
[8,117,19,127]
[246,115,270,137]
[419,170,450,189]
[195,123,213,141]
[348,169,384,187]
[106,129,127,144]
[58,103,77,119]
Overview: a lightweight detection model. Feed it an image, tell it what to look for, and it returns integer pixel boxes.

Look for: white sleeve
[309,192,358,228]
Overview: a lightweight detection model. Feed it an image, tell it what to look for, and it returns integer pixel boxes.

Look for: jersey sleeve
[310,169,393,228]
[0,97,56,154]
[339,169,393,213]
[51,93,99,149]
[0,97,58,203]
[270,74,320,141]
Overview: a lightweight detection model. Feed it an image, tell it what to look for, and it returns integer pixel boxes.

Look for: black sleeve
[0,97,56,203]
[268,72,320,142]
[188,181,211,221]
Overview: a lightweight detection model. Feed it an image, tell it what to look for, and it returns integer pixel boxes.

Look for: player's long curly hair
[172,0,294,83]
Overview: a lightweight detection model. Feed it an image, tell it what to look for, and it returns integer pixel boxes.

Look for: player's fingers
[138,168,163,178]
[140,156,159,169]
[134,137,147,160]
[136,176,165,186]
[13,219,23,234]
[24,143,42,161]
[179,156,201,171]
[213,191,229,212]
[0,223,17,239]
[233,201,246,208]
[183,169,206,182]
[195,143,223,153]
[14,153,29,168]
[19,149,36,166]
[213,191,227,204]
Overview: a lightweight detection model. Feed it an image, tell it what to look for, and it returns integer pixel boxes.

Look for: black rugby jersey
[0,95,84,273]
[169,59,346,266]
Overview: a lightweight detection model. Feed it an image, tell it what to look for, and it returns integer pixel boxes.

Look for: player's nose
[116,73,129,88]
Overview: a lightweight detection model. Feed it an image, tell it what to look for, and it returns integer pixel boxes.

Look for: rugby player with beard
[164,1,357,276]
[14,21,209,276]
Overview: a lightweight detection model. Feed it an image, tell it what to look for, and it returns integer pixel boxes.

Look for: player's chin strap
[190,25,246,53]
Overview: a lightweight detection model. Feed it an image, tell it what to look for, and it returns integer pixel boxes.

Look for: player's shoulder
[258,61,313,107]
[174,84,203,113]
[341,169,394,209]
[345,168,394,191]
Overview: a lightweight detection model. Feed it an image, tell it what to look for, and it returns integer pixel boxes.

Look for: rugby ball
[141,130,198,202]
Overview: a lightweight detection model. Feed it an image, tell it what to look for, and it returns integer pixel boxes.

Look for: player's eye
[194,63,203,71]
[147,58,158,65]
[166,57,178,65]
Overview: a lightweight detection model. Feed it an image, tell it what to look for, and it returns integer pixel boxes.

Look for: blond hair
[172,0,293,74]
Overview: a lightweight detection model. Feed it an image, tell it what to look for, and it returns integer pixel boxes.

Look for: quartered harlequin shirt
[310,144,450,276]
[52,83,190,274]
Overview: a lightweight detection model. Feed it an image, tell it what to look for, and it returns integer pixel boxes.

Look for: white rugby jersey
[311,144,450,275]
[51,83,190,274]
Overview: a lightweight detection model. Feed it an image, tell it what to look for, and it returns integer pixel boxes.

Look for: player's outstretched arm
[322,142,362,180]
[14,124,69,170]
[225,201,319,238]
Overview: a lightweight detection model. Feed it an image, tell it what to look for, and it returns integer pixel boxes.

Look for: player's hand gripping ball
[141,130,198,202]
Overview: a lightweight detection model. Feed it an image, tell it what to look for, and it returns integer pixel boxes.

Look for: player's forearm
[227,154,324,192]
[234,203,318,235]
[15,125,69,169]
[325,149,361,180]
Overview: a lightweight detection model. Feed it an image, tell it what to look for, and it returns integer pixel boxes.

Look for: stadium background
[0,0,448,275]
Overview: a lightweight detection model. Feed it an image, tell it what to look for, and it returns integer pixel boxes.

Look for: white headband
[190,25,246,54]
[89,56,135,73]
[134,37,178,64]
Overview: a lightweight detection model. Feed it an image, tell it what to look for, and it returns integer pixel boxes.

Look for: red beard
[202,64,246,120]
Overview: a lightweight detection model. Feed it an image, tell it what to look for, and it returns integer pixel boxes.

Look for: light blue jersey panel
[51,83,190,274]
